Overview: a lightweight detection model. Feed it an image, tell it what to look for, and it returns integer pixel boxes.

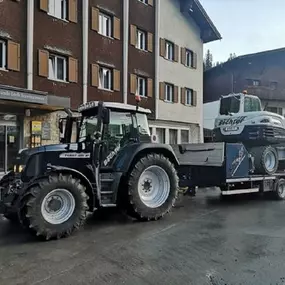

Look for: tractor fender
[112,143,179,174]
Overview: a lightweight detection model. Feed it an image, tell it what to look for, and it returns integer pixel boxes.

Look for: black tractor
[0,100,179,240]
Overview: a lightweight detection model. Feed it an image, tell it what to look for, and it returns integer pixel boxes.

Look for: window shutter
[181,87,186,105]
[159,82,165,100]
[130,25,137,46]
[160,38,165,57]
[193,52,197,69]
[113,69,120,91]
[181,47,186,65]
[68,0,78,23]
[148,0,154,6]
[38,49,49,77]
[7,41,20,71]
[68,57,78,83]
[113,17,121,40]
[174,86,179,103]
[91,7,99,31]
[147,78,153,97]
[130,74,137,94]
[147,32,153,52]
[40,0,48,12]
[91,64,99,87]
[193,90,197,106]
[174,44,179,62]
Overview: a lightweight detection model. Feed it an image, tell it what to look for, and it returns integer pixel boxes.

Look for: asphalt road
[1,189,285,285]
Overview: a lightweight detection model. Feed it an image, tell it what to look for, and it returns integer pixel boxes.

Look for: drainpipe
[123,0,129,104]
[82,0,89,103]
[27,0,34,90]
[154,0,160,119]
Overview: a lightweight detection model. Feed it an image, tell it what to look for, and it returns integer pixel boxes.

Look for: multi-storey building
[0,0,220,174]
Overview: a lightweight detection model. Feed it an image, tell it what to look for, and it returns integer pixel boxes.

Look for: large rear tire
[126,153,178,221]
[250,146,278,175]
[273,178,285,200]
[19,173,89,240]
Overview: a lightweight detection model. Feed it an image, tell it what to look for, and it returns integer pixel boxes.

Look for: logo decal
[103,144,120,166]
[219,116,247,126]
[59,152,91,158]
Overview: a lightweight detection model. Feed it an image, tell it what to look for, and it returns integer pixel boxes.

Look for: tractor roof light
[243,90,248,94]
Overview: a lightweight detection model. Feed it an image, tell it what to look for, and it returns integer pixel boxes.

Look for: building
[203,48,285,132]
[0,0,220,174]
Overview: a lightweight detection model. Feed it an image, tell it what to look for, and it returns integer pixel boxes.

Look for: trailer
[174,142,285,199]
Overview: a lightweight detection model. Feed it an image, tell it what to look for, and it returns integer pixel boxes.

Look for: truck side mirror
[103,109,110,124]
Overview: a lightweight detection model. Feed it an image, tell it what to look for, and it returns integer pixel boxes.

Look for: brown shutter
[160,38,165,57]
[193,52,197,69]
[7,41,20,71]
[130,25,137,46]
[91,7,99,31]
[113,17,121,40]
[68,0,78,23]
[68,57,78,83]
[113,69,120,91]
[91,64,99,87]
[148,0,154,6]
[174,86,178,103]
[38,49,49,77]
[181,47,186,65]
[147,32,153,52]
[193,90,197,106]
[40,0,48,12]
[174,44,179,62]
[181,87,186,105]
[159,82,165,100]
[130,74,137,94]
[147,78,153,97]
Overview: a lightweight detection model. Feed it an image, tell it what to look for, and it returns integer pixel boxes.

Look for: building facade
[0,0,219,174]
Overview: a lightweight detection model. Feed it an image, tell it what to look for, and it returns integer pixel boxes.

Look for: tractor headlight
[13,165,25,173]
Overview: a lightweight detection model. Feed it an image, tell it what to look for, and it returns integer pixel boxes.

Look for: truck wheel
[273,178,285,200]
[250,146,278,175]
[126,153,178,221]
[19,173,89,240]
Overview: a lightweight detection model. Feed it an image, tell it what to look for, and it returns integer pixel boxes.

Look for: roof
[180,0,222,43]
[78,101,152,114]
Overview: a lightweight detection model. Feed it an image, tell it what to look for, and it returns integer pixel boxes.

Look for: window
[0,40,6,69]
[99,12,112,37]
[136,76,147,97]
[48,0,67,20]
[169,129,177,144]
[185,50,193,67]
[136,29,147,50]
[185,89,193,106]
[244,96,262,112]
[220,95,240,115]
[136,113,151,136]
[138,0,148,4]
[252,80,260,86]
[270,81,278,90]
[48,54,67,81]
[99,67,112,90]
[267,107,283,116]
[156,128,165,143]
[181,130,189,143]
[165,84,174,102]
[166,41,174,60]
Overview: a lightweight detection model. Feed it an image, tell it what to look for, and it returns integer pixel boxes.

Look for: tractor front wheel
[19,173,89,240]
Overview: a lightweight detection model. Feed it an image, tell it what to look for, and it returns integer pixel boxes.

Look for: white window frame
[0,40,6,70]
[136,29,147,51]
[165,83,174,102]
[166,41,174,61]
[138,0,148,4]
[48,54,67,82]
[252,80,260,86]
[185,89,193,106]
[48,0,67,20]
[99,12,112,38]
[99,67,112,90]
[185,50,193,67]
[136,76,147,97]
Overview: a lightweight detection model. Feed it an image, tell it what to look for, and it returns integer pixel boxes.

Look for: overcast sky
[199,0,285,63]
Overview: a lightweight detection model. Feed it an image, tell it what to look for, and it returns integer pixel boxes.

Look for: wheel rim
[138,165,170,208]
[278,183,285,198]
[264,151,276,172]
[41,189,75,225]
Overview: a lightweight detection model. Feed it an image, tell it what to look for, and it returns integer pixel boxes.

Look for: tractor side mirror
[59,119,64,133]
[103,108,110,125]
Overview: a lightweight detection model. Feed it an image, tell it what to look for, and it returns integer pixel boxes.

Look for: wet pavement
[1,188,285,285]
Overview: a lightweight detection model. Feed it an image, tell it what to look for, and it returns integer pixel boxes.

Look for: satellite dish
[151,134,158,143]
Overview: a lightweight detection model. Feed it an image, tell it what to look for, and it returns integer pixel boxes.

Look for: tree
[228,53,237,61]
[204,49,213,70]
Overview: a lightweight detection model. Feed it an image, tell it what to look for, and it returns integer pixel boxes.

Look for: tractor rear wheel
[126,153,178,221]
[19,173,89,240]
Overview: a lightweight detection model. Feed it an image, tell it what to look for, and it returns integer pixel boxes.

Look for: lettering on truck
[218,116,247,126]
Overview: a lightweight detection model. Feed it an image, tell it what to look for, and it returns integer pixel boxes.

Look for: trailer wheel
[126,153,178,221]
[250,146,278,175]
[19,173,89,240]
[274,178,285,200]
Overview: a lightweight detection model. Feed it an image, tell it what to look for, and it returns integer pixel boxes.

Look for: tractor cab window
[244,96,261,112]
[78,116,98,142]
[220,96,240,115]
[135,113,150,136]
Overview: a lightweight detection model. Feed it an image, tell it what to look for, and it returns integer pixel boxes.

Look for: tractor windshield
[220,96,240,115]
[78,115,98,142]
[244,96,261,112]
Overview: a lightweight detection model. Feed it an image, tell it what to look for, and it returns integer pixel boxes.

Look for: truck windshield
[220,96,240,115]
[78,116,98,142]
